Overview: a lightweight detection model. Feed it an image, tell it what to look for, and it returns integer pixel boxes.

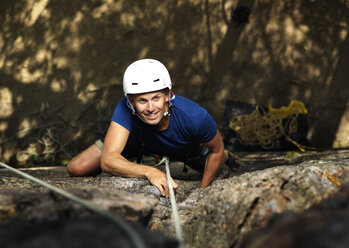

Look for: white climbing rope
[157,156,184,248]
[0,161,147,248]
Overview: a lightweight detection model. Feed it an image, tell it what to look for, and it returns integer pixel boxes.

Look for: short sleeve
[193,109,218,143]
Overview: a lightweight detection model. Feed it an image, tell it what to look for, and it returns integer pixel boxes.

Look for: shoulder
[118,97,128,106]
[172,95,208,117]
[111,97,135,131]
[115,97,131,112]
[171,95,217,141]
[112,97,131,116]
[171,95,213,128]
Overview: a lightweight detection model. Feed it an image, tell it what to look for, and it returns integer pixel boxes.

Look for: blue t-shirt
[111,95,217,161]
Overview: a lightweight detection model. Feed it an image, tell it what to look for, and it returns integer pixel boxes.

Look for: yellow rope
[229,100,308,152]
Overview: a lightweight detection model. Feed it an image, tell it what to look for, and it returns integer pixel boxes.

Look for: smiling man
[67,59,240,196]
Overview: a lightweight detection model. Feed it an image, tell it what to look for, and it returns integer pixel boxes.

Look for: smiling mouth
[144,112,159,119]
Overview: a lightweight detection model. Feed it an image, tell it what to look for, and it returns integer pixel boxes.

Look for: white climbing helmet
[123,59,172,95]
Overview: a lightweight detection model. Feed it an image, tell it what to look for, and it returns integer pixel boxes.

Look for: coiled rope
[1,122,74,165]
[0,162,147,248]
[229,100,308,152]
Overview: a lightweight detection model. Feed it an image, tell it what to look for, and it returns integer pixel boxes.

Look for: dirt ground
[1,0,349,166]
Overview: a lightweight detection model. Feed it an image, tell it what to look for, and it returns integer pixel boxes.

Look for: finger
[163,182,169,197]
[156,184,166,196]
[171,178,179,189]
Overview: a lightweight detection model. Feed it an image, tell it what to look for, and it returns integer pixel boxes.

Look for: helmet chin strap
[126,97,147,123]
[163,91,175,116]
[126,97,136,115]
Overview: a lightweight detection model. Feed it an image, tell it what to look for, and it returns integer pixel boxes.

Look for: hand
[146,168,178,197]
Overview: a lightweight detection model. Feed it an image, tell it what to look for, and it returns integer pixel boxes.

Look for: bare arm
[200,131,225,188]
[101,121,178,196]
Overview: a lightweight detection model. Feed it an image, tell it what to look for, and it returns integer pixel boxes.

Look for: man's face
[130,90,170,126]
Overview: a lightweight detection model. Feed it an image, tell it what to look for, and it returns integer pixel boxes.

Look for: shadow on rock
[0,216,178,248]
[242,183,349,248]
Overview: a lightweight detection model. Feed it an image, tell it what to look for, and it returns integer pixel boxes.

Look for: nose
[146,101,154,112]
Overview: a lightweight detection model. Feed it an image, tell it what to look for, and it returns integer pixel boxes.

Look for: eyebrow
[137,94,162,101]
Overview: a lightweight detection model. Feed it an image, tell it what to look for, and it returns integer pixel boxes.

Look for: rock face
[0,150,349,248]
[0,217,179,248]
[165,161,348,248]
[242,182,349,248]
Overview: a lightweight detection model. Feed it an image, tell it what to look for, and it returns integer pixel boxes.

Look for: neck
[156,105,170,131]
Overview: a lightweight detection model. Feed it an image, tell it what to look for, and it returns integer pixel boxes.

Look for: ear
[164,89,170,102]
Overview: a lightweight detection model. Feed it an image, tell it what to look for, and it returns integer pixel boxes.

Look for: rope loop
[229,100,308,151]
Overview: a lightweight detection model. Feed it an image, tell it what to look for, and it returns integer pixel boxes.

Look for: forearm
[200,151,223,188]
[101,151,178,196]
[101,151,157,179]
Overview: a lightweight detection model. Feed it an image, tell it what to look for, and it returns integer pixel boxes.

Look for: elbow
[100,156,109,173]
[100,153,121,175]
[67,157,100,177]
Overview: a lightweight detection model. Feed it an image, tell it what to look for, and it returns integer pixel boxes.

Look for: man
[67,59,239,196]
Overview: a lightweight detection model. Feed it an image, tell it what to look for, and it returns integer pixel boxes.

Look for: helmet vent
[123,59,172,95]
